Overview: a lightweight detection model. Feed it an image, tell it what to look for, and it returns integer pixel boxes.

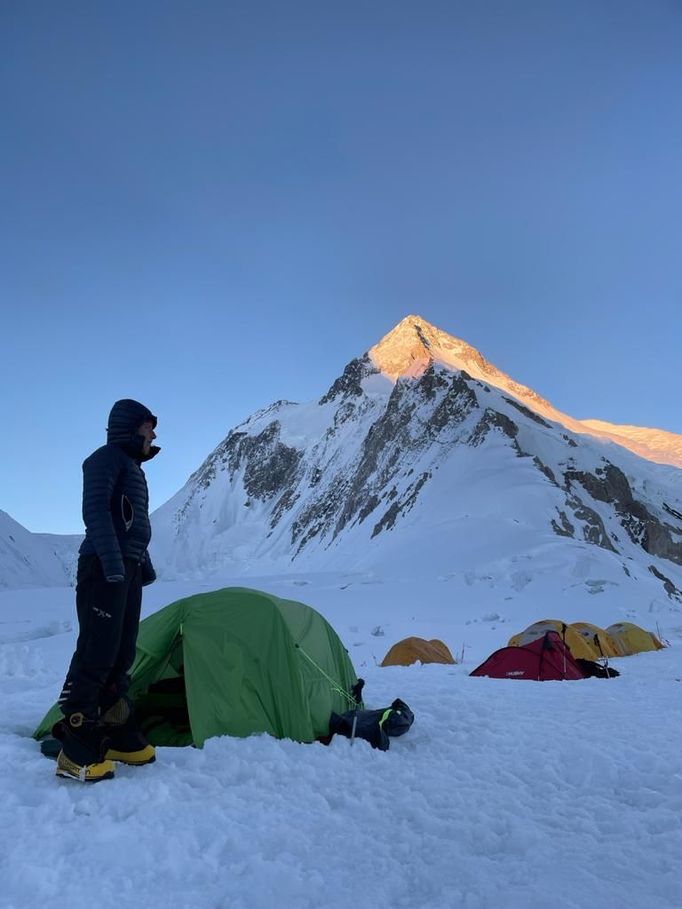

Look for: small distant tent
[470,632,586,681]
[34,587,360,747]
[570,622,620,658]
[606,622,666,656]
[508,620,599,661]
[381,637,455,667]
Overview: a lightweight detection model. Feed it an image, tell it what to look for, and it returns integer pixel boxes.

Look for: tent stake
[350,711,358,746]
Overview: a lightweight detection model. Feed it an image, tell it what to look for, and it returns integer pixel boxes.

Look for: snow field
[1,578,681,909]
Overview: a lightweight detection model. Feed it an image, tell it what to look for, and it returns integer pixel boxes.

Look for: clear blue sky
[2,1,681,534]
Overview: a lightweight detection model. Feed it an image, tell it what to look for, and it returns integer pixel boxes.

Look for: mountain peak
[370,315,682,469]
[369,316,547,407]
[369,315,479,380]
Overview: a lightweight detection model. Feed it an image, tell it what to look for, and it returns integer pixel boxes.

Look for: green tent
[34,587,360,748]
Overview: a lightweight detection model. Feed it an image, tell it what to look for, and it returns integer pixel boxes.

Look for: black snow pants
[59,554,143,719]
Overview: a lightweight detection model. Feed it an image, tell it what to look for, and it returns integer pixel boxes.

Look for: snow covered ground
[2,567,681,909]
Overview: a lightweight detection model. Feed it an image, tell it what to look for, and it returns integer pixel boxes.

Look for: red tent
[470,631,587,681]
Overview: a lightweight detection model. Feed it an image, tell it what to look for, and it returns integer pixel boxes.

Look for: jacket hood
[107,400,158,456]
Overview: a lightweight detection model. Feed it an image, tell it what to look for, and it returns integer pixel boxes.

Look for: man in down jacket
[55,398,160,782]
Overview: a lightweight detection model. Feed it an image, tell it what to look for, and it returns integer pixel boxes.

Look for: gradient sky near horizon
[2,1,681,534]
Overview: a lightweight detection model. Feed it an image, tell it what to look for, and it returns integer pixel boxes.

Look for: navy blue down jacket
[78,399,160,584]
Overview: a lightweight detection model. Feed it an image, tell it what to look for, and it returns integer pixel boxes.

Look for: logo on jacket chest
[121,495,134,531]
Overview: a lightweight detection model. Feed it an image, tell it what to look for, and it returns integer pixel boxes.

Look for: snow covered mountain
[150,316,682,607]
[0,510,79,589]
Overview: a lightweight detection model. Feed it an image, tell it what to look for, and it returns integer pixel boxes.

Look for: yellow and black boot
[102,696,156,766]
[55,714,115,783]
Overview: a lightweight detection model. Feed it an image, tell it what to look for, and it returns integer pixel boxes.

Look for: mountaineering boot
[55,713,115,783]
[101,696,156,766]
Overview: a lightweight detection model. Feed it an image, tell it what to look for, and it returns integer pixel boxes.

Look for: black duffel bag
[329,698,414,751]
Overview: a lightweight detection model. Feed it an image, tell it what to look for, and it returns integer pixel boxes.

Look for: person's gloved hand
[141,552,156,587]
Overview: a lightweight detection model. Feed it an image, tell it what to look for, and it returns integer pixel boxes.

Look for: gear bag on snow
[329,698,414,751]
[575,658,620,679]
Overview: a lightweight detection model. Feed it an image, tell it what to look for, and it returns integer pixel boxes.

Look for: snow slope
[580,419,682,468]
[1,570,681,909]
[0,510,78,590]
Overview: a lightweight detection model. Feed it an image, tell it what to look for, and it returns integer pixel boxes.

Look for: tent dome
[35,588,359,747]
[381,637,455,667]
[569,622,620,658]
[606,622,665,656]
[508,620,599,661]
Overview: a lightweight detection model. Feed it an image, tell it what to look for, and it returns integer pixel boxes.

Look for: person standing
[55,399,160,782]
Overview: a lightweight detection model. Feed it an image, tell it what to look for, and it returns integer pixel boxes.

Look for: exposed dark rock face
[503,397,552,428]
[290,369,480,553]
[649,565,682,601]
[229,423,303,503]
[333,371,477,540]
[469,409,518,447]
[333,401,358,427]
[565,464,633,505]
[427,373,478,434]
[292,482,348,552]
[564,461,682,564]
[319,355,377,405]
[175,430,247,524]
[270,489,300,530]
[183,422,305,528]
[663,502,682,522]
[189,430,246,492]
[619,504,648,548]
[372,472,431,537]
[551,510,575,538]
[358,494,381,524]
[566,494,617,551]
[193,422,298,491]
[413,322,433,350]
[633,508,682,565]
[534,457,558,486]
[415,363,450,401]
[333,380,417,536]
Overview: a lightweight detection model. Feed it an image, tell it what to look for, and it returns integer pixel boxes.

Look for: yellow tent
[569,622,620,658]
[381,637,456,667]
[606,622,666,656]
[508,620,600,661]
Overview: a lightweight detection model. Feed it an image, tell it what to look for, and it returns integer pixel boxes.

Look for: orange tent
[381,637,455,667]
